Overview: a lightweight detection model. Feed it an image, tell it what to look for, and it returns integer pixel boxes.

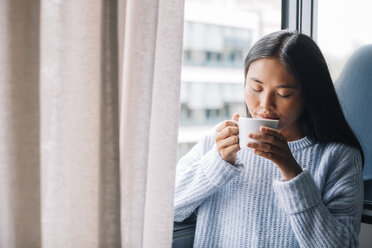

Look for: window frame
[281,0,318,40]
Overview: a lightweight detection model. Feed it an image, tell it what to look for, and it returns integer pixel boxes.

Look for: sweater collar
[287,136,313,151]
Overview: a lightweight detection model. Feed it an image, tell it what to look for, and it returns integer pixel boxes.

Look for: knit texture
[174,127,364,247]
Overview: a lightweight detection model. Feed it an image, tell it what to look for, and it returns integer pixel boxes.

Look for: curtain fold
[0,1,41,247]
[119,0,184,246]
[0,0,184,247]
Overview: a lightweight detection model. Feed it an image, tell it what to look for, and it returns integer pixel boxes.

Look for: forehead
[246,57,298,87]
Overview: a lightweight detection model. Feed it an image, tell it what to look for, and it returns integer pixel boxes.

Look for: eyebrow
[249,77,298,89]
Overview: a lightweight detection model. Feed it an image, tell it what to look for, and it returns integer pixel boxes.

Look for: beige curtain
[0,0,184,247]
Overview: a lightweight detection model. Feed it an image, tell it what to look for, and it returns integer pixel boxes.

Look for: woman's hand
[215,113,240,165]
[247,126,302,181]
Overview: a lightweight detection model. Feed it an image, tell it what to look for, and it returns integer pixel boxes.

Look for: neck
[279,122,304,142]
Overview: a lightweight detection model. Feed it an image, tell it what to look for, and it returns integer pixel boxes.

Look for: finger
[217,126,239,140]
[253,149,277,161]
[216,121,227,132]
[247,141,281,154]
[248,132,282,147]
[219,135,239,149]
[260,126,285,141]
[216,120,239,132]
[231,113,240,122]
[220,143,240,158]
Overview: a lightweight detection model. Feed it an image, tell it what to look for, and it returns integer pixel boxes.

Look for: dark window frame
[281,0,318,40]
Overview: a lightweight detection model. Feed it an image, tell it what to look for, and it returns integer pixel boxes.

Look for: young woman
[173,30,364,247]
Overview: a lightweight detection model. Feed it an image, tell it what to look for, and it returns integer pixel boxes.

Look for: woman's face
[244,57,304,141]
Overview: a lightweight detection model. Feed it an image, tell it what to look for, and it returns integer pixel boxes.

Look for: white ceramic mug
[234,117,279,150]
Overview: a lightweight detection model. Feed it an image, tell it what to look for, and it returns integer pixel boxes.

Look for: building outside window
[177,0,281,160]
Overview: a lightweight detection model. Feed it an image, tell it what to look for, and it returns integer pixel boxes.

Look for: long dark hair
[244,30,364,164]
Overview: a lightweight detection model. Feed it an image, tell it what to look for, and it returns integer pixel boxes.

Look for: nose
[259,91,275,110]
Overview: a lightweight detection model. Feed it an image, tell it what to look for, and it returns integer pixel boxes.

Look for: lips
[257,114,279,120]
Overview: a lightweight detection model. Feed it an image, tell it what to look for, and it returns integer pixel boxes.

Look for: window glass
[317,0,372,202]
[317,0,372,81]
[178,0,281,160]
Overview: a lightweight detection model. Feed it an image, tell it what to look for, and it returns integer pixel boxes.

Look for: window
[183,21,252,67]
[317,0,372,81]
[317,0,372,206]
[177,0,282,160]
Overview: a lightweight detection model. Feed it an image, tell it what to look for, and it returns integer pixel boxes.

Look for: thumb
[231,113,240,122]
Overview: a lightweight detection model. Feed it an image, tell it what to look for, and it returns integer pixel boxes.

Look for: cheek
[244,88,260,117]
[281,98,303,122]
[244,88,256,107]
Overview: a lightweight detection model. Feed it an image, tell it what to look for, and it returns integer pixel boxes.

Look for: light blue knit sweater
[174,126,364,247]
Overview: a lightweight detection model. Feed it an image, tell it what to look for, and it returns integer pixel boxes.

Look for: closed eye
[250,85,262,92]
[277,92,292,98]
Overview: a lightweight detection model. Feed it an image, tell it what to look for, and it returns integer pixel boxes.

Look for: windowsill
[173,221,196,241]
[172,213,197,246]
[362,201,372,224]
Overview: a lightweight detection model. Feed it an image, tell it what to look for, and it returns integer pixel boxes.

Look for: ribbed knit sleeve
[173,131,243,222]
[273,147,363,248]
